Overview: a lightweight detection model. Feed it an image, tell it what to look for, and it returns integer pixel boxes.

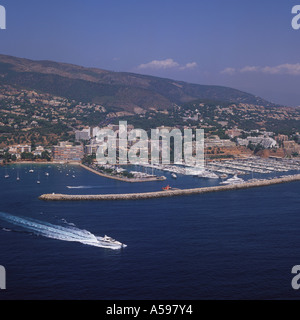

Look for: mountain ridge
[0,54,277,112]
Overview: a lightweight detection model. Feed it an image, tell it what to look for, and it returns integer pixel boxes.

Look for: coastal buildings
[84,143,102,155]
[8,144,32,154]
[237,136,277,149]
[276,134,289,142]
[1,117,299,164]
[52,142,84,162]
[32,146,47,157]
[75,128,91,141]
[225,129,242,139]
[8,144,32,159]
[283,141,300,156]
[205,136,236,148]
[92,127,101,139]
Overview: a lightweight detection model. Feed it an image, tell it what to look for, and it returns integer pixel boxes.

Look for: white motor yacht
[220,174,245,185]
[100,235,127,248]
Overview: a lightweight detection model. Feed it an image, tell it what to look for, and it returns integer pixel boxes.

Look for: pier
[80,164,166,183]
[39,174,300,201]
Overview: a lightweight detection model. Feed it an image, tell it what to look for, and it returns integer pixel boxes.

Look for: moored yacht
[185,167,204,176]
[220,174,245,185]
[37,172,41,184]
[198,170,219,179]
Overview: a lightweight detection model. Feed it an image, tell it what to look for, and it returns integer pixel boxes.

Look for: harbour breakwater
[39,174,300,201]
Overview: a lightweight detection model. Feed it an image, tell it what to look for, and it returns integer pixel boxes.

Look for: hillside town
[1,123,300,165]
[0,84,300,165]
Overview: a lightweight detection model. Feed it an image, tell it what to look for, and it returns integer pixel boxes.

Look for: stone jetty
[80,164,166,183]
[39,174,300,202]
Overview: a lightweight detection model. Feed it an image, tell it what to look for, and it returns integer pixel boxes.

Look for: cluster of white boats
[206,159,299,175]
[140,163,231,181]
[4,168,48,184]
[138,158,300,185]
[3,165,77,184]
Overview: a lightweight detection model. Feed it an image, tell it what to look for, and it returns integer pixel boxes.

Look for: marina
[134,157,300,178]
[2,158,300,201]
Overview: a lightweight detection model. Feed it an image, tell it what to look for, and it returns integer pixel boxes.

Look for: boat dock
[39,174,300,201]
[80,164,166,183]
[206,158,300,175]
[136,158,300,177]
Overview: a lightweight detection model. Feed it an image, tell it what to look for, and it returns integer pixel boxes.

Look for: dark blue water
[0,164,300,300]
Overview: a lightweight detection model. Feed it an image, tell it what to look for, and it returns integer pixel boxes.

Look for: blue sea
[0,163,300,300]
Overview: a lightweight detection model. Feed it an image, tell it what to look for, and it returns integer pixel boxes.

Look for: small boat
[162,185,172,191]
[17,171,20,181]
[45,172,49,176]
[171,173,177,179]
[29,169,34,173]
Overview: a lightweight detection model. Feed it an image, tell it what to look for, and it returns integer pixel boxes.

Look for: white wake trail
[66,186,105,189]
[0,212,126,250]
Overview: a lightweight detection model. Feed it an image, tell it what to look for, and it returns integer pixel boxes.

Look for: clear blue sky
[1,0,300,105]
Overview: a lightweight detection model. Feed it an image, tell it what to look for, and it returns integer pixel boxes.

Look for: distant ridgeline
[0,5,5,30]
[0,54,275,113]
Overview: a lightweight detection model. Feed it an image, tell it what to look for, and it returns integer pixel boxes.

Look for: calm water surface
[0,164,299,300]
